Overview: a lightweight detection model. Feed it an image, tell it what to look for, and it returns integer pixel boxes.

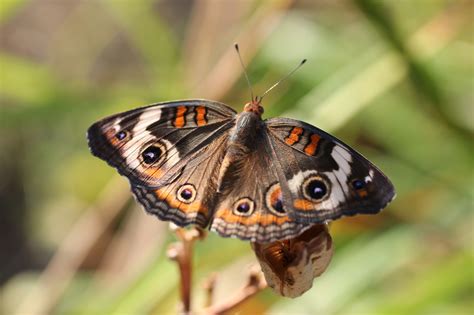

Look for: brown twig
[167,225,207,315]
[203,266,267,315]
[96,208,167,287]
[168,228,267,315]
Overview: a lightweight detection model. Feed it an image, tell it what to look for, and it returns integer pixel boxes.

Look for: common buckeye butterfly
[87,95,395,243]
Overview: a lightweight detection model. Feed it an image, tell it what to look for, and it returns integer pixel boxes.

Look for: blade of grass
[354,0,442,104]
[0,53,59,105]
[190,0,296,100]
[14,177,130,315]
[102,0,179,96]
[0,0,26,22]
[183,0,253,86]
[95,208,167,287]
[290,1,470,132]
[370,253,473,315]
[47,0,119,88]
[99,236,250,315]
[354,0,471,138]
[269,227,419,315]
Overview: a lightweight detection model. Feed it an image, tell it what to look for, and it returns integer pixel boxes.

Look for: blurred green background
[1,0,472,314]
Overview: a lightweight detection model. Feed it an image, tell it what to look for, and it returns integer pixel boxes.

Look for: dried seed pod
[252,224,333,298]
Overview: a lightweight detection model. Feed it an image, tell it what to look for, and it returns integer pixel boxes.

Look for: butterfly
[87,96,395,243]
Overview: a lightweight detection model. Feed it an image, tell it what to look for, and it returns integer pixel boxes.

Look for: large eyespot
[141,142,166,165]
[233,198,255,216]
[115,130,127,141]
[177,184,196,203]
[303,176,329,202]
[265,183,286,216]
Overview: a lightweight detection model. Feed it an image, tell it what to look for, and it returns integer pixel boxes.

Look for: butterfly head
[243,97,264,117]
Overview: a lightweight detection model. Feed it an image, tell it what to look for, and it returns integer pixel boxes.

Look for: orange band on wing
[215,209,291,226]
[285,127,303,145]
[155,188,208,214]
[173,106,188,128]
[304,134,321,155]
[293,199,316,211]
[195,106,207,126]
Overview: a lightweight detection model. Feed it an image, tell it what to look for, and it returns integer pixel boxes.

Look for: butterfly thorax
[229,111,263,145]
[216,111,264,192]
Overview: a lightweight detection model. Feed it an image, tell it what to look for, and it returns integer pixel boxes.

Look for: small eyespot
[177,184,196,203]
[303,176,329,201]
[115,130,127,140]
[352,179,365,190]
[266,183,286,216]
[141,145,163,164]
[233,198,255,216]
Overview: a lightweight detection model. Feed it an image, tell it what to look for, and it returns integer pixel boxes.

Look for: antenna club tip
[301,59,307,64]
[234,43,239,50]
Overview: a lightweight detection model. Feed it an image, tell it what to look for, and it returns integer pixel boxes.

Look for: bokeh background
[1,0,472,314]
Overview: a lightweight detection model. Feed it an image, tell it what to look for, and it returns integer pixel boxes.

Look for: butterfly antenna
[234,43,255,102]
[260,59,307,101]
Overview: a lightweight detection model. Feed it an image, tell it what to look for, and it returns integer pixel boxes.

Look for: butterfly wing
[209,125,309,243]
[87,100,236,227]
[265,117,395,224]
[88,100,236,186]
[131,131,230,227]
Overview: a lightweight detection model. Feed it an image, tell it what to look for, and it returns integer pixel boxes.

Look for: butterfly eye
[115,130,127,140]
[266,183,286,216]
[233,198,255,216]
[303,176,329,201]
[177,184,196,203]
[352,179,365,190]
[141,145,163,164]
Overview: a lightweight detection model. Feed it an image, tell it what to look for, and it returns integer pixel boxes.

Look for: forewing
[87,100,236,187]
